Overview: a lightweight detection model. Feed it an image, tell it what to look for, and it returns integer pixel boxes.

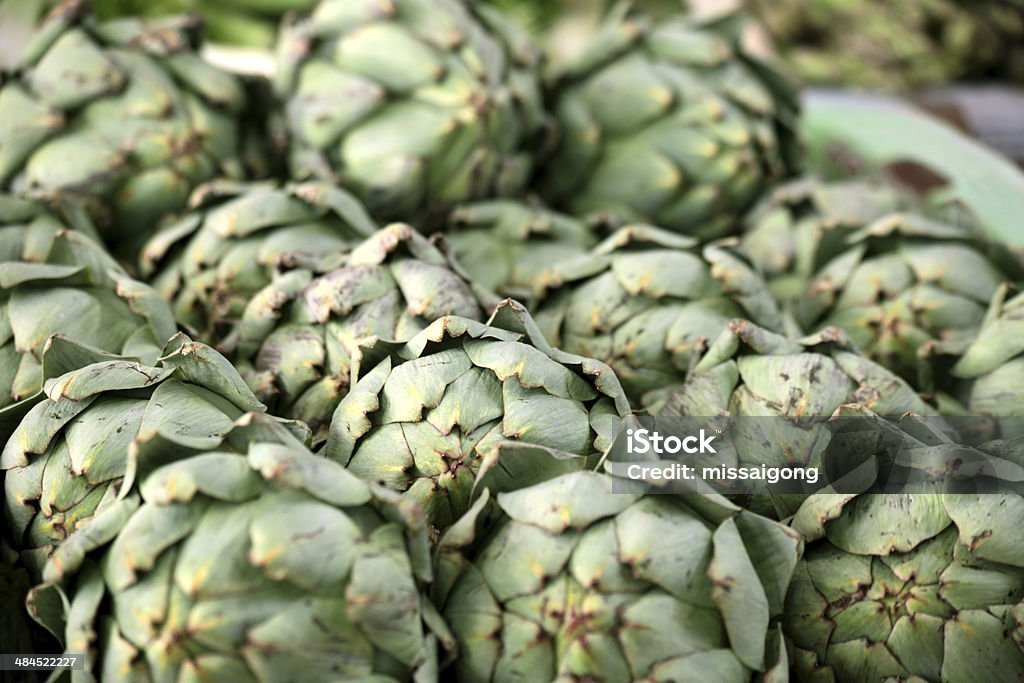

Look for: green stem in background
[804,91,1024,247]
[92,0,190,20]
[209,0,314,14]
[200,2,277,47]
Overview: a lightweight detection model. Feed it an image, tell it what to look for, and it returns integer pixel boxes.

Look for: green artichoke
[29,428,446,682]
[539,4,800,240]
[230,223,489,442]
[787,439,1024,681]
[434,471,802,681]
[749,0,1024,89]
[0,0,264,258]
[325,300,631,535]
[1,333,306,578]
[653,320,935,516]
[741,177,910,305]
[789,212,1022,390]
[0,194,176,424]
[533,225,784,410]
[740,178,1023,390]
[952,285,1024,421]
[274,0,550,225]
[444,199,598,307]
[140,179,378,344]
[657,319,935,423]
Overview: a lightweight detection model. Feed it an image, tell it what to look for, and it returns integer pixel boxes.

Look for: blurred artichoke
[787,444,1024,681]
[434,471,802,681]
[30,430,445,682]
[444,199,598,306]
[539,4,800,240]
[274,0,550,226]
[741,177,910,305]
[1,333,305,578]
[0,0,265,258]
[231,223,489,442]
[325,301,631,535]
[140,180,378,344]
[534,225,784,410]
[749,0,1024,89]
[0,194,176,425]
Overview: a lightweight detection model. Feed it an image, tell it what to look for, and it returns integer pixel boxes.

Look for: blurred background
[483,0,1024,171]
[91,0,1024,169]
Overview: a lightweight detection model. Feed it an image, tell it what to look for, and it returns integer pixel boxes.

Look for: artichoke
[444,199,598,306]
[29,428,446,682]
[434,471,802,682]
[952,285,1024,421]
[533,225,784,410]
[231,223,489,442]
[0,194,176,424]
[653,320,935,515]
[787,433,1024,681]
[740,177,910,305]
[0,0,264,258]
[739,178,1023,389]
[789,212,1021,390]
[1,333,306,578]
[325,300,631,535]
[539,4,800,240]
[274,0,550,225]
[140,179,378,344]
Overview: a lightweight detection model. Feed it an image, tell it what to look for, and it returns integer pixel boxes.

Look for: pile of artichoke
[2,1,1024,681]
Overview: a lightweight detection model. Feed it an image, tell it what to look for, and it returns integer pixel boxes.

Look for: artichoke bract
[952,285,1024,421]
[0,195,176,424]
[539,5,800,240]
[231,223,489,442]
[533,225,784,410]
[0,0,262,258]
[791,212,1022,390]
[140,180,378,344]
[30,433,446,682]
[435,471,802,682]
[274,0,549,225]
[1,333,308,579]
[325,301,631,535]
[741,177,909,305]
[787,460,1024,681]
[444,199,598,307]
